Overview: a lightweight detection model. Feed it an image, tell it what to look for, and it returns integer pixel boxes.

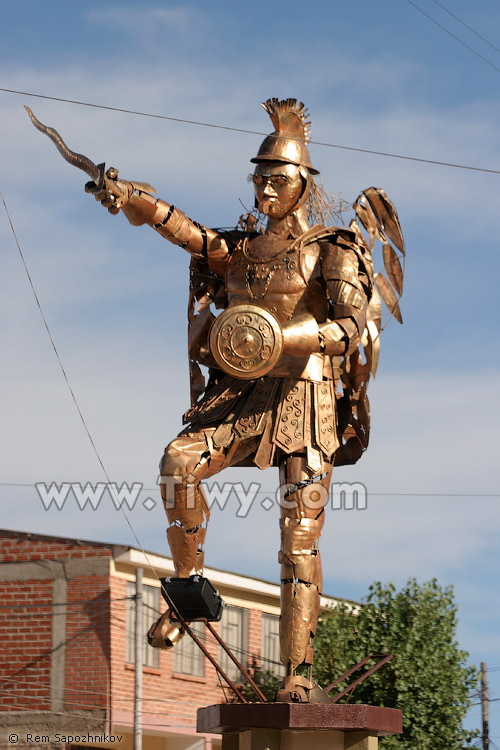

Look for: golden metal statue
[27,99,405,702]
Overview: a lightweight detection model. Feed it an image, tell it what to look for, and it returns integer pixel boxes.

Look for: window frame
[261,611,286,678]
[217,605,248,682]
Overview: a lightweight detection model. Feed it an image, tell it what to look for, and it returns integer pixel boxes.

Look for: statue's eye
[249,174,289,187]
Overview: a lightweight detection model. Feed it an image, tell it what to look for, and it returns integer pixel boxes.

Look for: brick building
[0,530,340,749]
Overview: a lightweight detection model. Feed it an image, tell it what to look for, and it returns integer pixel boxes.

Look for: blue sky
[1,0,500,740]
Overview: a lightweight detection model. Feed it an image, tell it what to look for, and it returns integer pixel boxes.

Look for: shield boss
[209,304,283,379]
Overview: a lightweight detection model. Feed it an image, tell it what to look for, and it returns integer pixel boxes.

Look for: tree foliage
[313,579,479,749]
[240,666,282,702]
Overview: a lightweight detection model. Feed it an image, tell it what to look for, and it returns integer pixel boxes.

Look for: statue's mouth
[259,197,276,214]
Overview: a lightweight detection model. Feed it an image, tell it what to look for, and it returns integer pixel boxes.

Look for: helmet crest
[251,97,319,175]
[261,98,312,143]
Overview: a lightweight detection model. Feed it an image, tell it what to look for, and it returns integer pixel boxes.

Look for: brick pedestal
[197,703,402,750]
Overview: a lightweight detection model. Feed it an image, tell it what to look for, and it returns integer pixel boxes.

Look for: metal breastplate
[226,235,314,322]
[218,234,331,381]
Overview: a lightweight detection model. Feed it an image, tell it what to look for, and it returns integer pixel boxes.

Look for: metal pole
[205,622,267,702]
[158,581,248,703]
[134,568,143,750]
[481,662,489,750]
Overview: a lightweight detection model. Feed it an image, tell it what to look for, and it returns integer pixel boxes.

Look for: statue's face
[252,162,303,219]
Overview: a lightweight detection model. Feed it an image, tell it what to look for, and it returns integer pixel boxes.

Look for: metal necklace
[242,236,290,301]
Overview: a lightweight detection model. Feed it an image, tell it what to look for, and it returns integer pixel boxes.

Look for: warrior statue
[27,98,405,702]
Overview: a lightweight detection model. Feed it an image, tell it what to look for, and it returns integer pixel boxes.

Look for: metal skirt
[182,375,339,471]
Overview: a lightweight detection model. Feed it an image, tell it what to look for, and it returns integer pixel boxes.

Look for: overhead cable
[1,189,163,588]
[0,482,499,498]
[1,86,499,175]
[405,0,500,75]
[429,0,500,55]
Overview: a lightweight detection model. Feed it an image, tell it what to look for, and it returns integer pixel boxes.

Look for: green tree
[313,579,479,749]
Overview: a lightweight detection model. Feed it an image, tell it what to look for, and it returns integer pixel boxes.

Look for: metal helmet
[251,98,319,175]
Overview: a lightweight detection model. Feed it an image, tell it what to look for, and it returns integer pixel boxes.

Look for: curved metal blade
[25,106,100,183]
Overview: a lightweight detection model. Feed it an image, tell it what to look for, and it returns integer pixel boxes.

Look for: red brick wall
[0,531,112,718]
[0,577,53,712]
[0,531,110,563]
[0,531,271,739]
[64,573,111,713]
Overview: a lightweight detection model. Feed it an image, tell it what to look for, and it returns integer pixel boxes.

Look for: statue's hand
[85,167,132,215]
[281,314,322,357]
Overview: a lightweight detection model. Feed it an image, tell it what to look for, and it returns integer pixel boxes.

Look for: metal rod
[183,621,248,704]
[329,654,393,703]
[324,656,371,693]
[158,581,248,703]
[134,568,143,750]
[205,622,267,703]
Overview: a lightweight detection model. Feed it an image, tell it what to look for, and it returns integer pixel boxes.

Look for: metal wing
[334,187,405,466]
[353,186,406,333]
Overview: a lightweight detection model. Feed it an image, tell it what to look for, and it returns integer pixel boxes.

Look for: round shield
[209,304,283,379]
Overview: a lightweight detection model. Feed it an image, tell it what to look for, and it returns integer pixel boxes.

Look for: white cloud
[85,6,192,31]
[2,39,499,228]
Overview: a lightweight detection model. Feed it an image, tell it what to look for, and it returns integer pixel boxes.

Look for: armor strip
[321,245,360,283]
[280,555,323,590]
[306,444,324,474]
[253,417,276,469]
[280,581,320,669]
[167,524,205,577]
[164,485,205,529]
[328,280,367,310]
[183,378,252,425]
[280,516,324,562]
[233,378,279,438]
[314,381,339,455]
[211,420,236,449]
[273,379,309,452]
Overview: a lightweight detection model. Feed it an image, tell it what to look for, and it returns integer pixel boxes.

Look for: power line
[1,593,285,672]
[429,0,500,56]
[1,189,165,594]
[405,0,500,75]
[1,187,218,701]
[1,86,500,175]
[1,481,499,498]
[368,493,500,498]
[139,601,291,671]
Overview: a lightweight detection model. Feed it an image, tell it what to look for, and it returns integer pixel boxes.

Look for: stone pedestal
[197,703,402,750]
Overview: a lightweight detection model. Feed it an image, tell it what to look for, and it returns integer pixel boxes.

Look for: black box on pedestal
[160,575,224,621]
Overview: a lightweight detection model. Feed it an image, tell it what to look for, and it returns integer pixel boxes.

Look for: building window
[173,621,205,677]
[218,606,247,682]
[261,613,286,677]
[126,581,160,669]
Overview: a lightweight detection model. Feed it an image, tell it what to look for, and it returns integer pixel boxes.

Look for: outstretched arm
[86,170,228,262]
[24,107,228,264]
